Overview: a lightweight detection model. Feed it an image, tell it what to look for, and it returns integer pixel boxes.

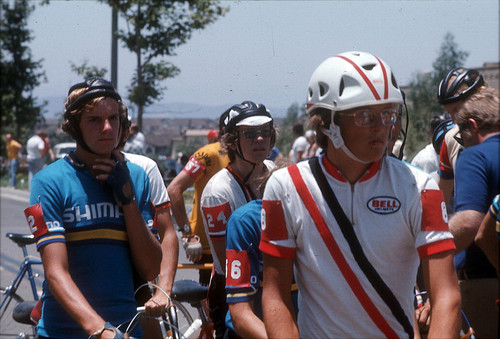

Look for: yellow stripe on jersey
[36,234,65,247]
[66,229,128,242]
[227,290,258,299]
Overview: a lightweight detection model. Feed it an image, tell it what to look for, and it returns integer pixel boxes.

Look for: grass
[0,173,29,190]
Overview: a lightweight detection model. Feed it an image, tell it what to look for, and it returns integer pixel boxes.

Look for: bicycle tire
[166,300,194,339]
[0,288,34,338]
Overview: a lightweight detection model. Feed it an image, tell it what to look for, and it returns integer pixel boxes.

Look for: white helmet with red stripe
[306,51,403,113]
[306,51,403,163]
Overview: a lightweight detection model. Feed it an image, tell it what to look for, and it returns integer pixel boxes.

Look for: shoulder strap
[308,157,414,338]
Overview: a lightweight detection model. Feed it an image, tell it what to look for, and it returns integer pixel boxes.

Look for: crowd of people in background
[3,51,498,338]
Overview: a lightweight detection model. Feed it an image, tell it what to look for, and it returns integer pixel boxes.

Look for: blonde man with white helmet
[260,51,460,338]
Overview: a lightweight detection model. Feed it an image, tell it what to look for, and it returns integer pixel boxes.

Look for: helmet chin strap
[321,111,370,165]
[235,143,257,183]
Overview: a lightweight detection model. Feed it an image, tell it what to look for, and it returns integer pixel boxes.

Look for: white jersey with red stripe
[201,160,275,274]
[123,152,169,208]
[260,154,454,338]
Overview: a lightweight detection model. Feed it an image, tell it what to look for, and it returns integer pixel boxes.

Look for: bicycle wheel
[0,288,34,338]
[162,300,194,339]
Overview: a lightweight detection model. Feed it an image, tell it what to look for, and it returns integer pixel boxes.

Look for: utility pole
[111,6,118,88]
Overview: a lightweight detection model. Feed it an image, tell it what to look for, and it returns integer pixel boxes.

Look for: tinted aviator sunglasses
[240,128,271,140]
[339,107,399,127]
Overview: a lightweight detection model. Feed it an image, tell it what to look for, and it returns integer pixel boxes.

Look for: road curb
[1,187,30,204]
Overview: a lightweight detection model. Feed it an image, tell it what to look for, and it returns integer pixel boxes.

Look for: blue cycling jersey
[28,152,154,338]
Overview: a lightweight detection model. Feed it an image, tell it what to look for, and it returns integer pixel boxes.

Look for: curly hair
[309,108,331,150]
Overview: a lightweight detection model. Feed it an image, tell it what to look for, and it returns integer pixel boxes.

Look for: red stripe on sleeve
[417,238,456,259]
[261,200,288,242]
[421,189,449,231]
[259,241,296,259]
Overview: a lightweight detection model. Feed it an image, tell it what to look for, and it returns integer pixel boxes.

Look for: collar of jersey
[226,164,244,182]
[226,164,256,201]
[321,154,380,183]
[65,151,86,168]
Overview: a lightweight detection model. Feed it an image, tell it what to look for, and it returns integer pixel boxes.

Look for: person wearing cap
[24,77,162,338]
[260,52,459,338]
[168,111,230,287]
[200,101,276,338]
[207,129,219,144]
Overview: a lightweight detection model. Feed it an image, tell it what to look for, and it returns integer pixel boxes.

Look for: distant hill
[40,96,288,120]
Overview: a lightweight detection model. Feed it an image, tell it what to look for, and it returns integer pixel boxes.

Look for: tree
[405,32,468,158]
[103,0,228,129]
[0,0,46,144]
[70,59,108,79]
[276,102,307,156]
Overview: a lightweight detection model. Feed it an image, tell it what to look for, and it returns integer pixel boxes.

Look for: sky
[27,0,499,118]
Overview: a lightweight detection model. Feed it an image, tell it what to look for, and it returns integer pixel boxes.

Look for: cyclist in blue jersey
[225,168,298,338]
[448,86,499,337]
[24,78,162,338]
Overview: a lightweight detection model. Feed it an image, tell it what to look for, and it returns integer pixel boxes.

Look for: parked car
[53,142,76,159]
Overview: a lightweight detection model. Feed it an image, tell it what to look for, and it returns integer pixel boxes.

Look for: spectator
[289,123,308,163]
[260,51,459,338]
[448,86,499,337]
[201,101,276,338]
[26,129,48,189]
[124,123,145,155]
[43,134,56,164]
[207,129,219,144]
[267,146,282,163]
[436,67,486,206]
[302,129,319,159]
[410,114,446,180]
[24,77,161,338]
[168,112,230,286]
[5,133,22,188]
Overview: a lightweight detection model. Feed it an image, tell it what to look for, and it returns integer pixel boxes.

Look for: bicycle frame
[0,243,42,316]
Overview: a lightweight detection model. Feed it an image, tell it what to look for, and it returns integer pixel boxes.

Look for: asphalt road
[0,187,198,338]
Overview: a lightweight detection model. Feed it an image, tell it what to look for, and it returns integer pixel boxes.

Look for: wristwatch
[179,224,192,235]
[89,322,114,339]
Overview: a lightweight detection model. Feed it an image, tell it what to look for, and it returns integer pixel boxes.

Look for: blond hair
[456,87,500,134]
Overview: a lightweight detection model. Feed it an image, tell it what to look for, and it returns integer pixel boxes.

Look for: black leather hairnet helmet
[437,68,484,105]
[62,77,125,154]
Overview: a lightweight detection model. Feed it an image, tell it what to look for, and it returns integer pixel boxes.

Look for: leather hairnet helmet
[437,68,484,105]
[432,118,455,154]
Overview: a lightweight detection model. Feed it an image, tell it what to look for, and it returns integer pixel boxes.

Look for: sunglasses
[339,108,398,127]
[240,128,271,140]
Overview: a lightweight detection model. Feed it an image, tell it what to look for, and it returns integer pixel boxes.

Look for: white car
[53,142,76,159]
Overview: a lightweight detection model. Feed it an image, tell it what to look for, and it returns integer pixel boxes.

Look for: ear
[467,118,479,135]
